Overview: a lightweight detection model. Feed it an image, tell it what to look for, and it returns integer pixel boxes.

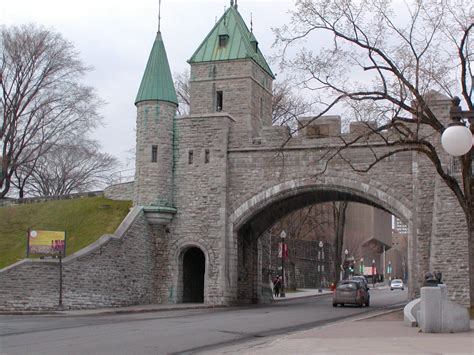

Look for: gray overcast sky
[1,0,293,173]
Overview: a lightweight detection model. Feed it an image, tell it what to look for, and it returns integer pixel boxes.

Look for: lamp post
[372,259,376,287]
[280,230,286,297]
[440,97,473,304]
[344,249,349,280]
[387,261,392,282]
[318,241,324,292]
[360,257,364,275]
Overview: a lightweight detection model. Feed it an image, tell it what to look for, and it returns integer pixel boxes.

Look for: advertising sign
[365,266,377,275]
[27,230,66,256]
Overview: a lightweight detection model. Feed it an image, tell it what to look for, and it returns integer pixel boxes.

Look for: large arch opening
[182,247,205,303]
[229,179,414,305]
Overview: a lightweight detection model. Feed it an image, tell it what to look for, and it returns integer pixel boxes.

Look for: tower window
[204,149,210,164]
[216,91,223,112]
[188,150,194,165]
[151,145,158,162]
[218,34,229,47]
[251,40,258,52]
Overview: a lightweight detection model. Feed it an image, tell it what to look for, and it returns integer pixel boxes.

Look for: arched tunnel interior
[235,187,406,304]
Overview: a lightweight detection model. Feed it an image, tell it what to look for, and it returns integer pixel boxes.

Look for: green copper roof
[135,32,178,105]
[188,6,274,78]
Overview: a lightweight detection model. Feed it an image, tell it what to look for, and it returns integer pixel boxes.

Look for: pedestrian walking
[273,276,281,298]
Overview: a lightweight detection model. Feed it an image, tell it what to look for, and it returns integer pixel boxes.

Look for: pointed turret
[134,31,178,210]
[135,32,178,105]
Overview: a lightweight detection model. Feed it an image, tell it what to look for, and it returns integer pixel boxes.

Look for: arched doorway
[229,178,414,305]
[182,247,205,303]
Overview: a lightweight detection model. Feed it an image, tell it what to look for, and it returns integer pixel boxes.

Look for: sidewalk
[204,310,474,354]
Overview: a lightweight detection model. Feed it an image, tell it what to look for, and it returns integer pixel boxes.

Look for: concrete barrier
[419,284,470,333]
[404,298,420,327]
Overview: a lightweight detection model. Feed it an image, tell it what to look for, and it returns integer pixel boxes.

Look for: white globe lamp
[441,125,472,156]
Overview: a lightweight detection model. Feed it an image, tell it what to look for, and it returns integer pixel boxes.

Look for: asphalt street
[0,288,408,355]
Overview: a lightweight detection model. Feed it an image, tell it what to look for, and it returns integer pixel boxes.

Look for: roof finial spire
[158,0,162,33]
[250,12,253,32]
[235,0,238,9]
[230,0,234,7]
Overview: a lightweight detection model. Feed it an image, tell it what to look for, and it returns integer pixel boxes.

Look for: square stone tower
[188,4,274,135]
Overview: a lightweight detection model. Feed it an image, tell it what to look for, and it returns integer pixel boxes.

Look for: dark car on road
[333,280,370,307]
[351,275,369,290]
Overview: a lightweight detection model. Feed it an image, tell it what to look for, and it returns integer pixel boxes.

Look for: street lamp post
[372,259,376,287]
[388,261,392,282]
[280,230,286,297]
[440,97,473,304]
[360,257,364,275]
[344,249,349,280]
[318,241,323,292]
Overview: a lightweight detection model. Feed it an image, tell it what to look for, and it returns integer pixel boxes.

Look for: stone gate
[0,3,470,310]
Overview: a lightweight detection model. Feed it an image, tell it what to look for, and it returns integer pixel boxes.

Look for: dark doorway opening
[183,247,205,303]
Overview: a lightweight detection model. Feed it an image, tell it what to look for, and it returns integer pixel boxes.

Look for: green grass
[0,196,132,269]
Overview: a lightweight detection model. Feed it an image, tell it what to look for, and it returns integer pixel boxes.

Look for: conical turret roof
[135,32,178,105]
[188,6,274,78]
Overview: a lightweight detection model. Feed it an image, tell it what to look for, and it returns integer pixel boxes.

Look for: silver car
[390,279,404,290]
[333,280,370,307]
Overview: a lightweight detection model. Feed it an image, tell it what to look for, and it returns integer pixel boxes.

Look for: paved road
[0,288,407,355]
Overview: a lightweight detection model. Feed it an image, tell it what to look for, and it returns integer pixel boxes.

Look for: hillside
[0,196,132,269]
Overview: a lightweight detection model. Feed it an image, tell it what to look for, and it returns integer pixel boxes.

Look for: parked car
[351,275,369,290]
[333,280,370,307]
[390,279,404,290]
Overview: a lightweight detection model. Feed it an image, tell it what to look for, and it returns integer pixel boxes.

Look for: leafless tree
[174,69,190,116]
[332,200,348,281]
[21,139,118,197]
[272,79,315,133]
[276,204,334,242]
[0,24,103,198]
[275,0,473,305]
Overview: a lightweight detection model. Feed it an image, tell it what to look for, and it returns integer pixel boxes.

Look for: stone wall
[0,207,156,310]
[104,182,134,201]
[0,191,103,207]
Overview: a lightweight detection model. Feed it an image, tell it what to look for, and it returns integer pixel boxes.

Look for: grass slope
[0,196,132,269]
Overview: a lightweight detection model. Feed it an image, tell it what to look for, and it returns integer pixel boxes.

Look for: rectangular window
[188,150,193,165]
[216,91,223,112]
[218,34,229,47]
[151,145,158,162]
[204,149,210,164]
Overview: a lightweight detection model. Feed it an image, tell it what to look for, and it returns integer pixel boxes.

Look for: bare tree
[332,200,348,281]
[272,79,315,133]
[275,0,473,305]
[174,69,190,116]
[23,139,118,197]
[0,24,103,198]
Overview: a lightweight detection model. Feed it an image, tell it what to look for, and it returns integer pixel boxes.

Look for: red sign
[278,243,289,258]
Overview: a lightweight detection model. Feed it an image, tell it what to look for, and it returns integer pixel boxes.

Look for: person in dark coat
[273,276,281,298]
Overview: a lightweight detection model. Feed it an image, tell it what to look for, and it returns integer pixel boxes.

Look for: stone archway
[228,176,415,304]
[182,247,205,303]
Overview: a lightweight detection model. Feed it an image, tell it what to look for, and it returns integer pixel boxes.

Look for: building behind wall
[267,202,393,288]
